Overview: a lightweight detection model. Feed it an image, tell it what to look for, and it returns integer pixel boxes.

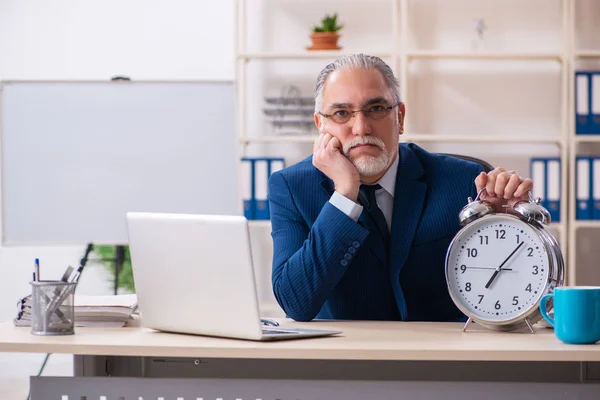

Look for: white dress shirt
[329,154,398,232]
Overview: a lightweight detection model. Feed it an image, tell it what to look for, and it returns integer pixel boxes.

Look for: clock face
[446,214,551,323]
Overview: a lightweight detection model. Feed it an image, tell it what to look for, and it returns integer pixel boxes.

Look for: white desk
[1,319,599,399]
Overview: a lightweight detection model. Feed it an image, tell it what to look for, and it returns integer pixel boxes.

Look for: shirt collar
[374,152,398,198]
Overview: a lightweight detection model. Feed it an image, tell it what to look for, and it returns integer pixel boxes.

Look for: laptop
[126,212,342,341]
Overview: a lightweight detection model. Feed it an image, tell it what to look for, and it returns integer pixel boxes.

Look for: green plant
[93,245,135,293]
[312,13,343,33]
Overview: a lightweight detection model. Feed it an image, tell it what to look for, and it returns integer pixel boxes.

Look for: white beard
[343,136,395,177]
[353,154,391,176]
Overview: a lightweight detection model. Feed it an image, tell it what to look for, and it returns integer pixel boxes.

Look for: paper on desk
[13,293,138,328]
[74,294,138,309]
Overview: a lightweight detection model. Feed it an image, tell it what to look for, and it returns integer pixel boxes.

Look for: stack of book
[14,293,138,328]
[263,85,315,136]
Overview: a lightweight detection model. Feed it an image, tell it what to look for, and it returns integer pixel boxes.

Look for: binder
[576,157,593,220]
[593,157,600,220]
[240,157,286,220]
[576,72,591,134]
[254,159,270,220]
[530,157,546,207]
[592,73,600,134]
[240,158,255,220]
[546,158,561,222]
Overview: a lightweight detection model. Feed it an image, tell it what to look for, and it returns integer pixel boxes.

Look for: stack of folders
[14,294,138,328]
[530,157,561,222]
[241,157,285,220]
[575,71,600,134]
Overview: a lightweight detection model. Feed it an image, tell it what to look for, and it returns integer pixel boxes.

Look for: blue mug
[539,286,600,344]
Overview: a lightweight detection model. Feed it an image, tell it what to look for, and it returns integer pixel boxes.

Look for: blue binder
[530,157,561,222]
[576,71,592,134]
[240,158,255,220]
[592,72,600,134]
[530,157,546,207]
[254,159,270,220]
[576,156,593,220]
[593,157,600,220]
[545,158,561,222]
[240,157,286,220]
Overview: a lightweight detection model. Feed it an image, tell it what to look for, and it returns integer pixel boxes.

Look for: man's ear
[314,112,323,133]
[398,102,406,135]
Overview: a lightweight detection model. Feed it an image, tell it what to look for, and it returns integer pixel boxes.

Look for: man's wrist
[330,191,363,221]
[334,181,360,202]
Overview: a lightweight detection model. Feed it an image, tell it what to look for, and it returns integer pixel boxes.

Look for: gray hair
[314,54,401,113]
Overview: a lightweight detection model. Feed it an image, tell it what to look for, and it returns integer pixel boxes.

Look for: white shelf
[406,50,563,62]
[238,51,394,60]
[574,221,600,229]
[574,135,600,143]
[402,134,564,144]
[575,50,600,58]
[241,135,316,144]
[241,134,564,145]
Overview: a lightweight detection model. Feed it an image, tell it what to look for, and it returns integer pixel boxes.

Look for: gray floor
[0,352,72,400]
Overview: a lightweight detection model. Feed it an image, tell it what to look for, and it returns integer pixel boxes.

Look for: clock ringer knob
[512,191,551,225]
[458,188,495,226]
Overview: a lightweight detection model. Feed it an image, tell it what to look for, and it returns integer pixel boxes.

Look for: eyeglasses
[318,102,400,124]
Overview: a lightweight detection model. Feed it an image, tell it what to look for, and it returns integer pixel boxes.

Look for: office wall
[0,1,235,397]
[0,0,234,81]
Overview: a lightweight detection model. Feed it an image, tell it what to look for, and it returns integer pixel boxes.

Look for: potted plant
[308,13,343,51]
[93,245,136,293]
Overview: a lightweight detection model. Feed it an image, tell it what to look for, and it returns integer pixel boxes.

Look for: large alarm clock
[445,189,565,332]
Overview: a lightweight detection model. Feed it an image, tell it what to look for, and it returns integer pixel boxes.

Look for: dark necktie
[359,184,390,249]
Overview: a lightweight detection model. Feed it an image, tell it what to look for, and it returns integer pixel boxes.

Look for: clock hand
[484,241,525,289]
[466,267,513,271]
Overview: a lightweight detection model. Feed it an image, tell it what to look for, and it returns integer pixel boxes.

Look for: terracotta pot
[308,32,341,50]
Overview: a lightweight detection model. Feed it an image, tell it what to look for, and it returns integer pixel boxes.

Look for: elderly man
[267,54,533,322]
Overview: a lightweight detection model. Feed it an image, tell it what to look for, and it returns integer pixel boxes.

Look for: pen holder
[30,280,77,336]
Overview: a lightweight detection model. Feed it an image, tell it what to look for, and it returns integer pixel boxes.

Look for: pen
[34,258,40,281]
[44,283,76,318]
[69,264,85,284]
[44,264,84,318]
[38,266,75,324]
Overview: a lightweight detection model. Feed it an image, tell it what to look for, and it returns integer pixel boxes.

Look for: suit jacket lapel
[389,144,427,277]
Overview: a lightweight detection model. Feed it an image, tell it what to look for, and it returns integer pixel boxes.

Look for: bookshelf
[405,50,564,62]
[567,0,600,285]
[235,0,600,287]
[397,0,570,282]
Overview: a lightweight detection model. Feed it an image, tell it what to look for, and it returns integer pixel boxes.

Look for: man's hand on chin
[313,132,360,201]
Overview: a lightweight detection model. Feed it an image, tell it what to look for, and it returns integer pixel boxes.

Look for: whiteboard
[0,80,240,245]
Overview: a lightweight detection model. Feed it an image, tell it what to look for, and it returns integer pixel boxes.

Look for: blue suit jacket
[268,143,483,322]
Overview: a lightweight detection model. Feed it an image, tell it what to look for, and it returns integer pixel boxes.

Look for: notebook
[126,212,342,341]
